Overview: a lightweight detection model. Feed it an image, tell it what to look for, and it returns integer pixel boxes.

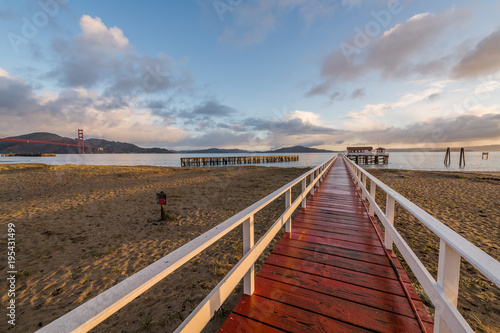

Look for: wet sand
[367,169,500,333]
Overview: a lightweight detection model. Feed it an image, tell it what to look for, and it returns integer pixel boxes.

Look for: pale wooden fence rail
[342,155,500,333]
[37,156,337,333]
[180,155,299,167]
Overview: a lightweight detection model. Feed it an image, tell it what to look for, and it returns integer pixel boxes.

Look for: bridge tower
[78,129,85,154]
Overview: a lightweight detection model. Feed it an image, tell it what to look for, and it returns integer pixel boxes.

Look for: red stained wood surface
[219,157,433,332]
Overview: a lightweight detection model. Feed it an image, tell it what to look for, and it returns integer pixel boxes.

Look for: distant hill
[264,146,335,153]
[0,132,174,154]
[177,146,335,154]
[178,148,250,154]
[85,138,173,154]
[464,145,500,152]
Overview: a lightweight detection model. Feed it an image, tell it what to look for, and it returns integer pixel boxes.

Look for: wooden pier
[180,155,298,167]
[220,157,432,332]
[39,155,499,333]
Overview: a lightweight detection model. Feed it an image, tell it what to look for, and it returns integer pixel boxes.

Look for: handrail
[38,155,338,333]
[342,155,500,333]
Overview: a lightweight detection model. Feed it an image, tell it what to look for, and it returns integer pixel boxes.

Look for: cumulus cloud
[171,100,239,133]
[243,110,340,135]
[308,8,470,96]
[345,86,443,129]
[256,111,500,149]
[191,100,237,117]
[452,28,500,79]
[78,15,129,50]
[360,113,500,144]
[0,67,9,78]
[0,74,43,117]
[0,73,186,145]
[46,15,191,96]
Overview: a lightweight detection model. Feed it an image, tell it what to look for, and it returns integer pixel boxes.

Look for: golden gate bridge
[0,129,106,153]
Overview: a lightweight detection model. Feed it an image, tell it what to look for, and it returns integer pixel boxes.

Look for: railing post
[243,215,255,295]
[369,180,376,217]
[435,239,461,333]
[310,172,314,195]
[313,170,318,191]
[301,178,307,208]
[384,194,395,249]
[361,174,367,200]
[285,189,292,233]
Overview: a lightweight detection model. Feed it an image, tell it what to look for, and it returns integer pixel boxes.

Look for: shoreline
[1,164,498,332]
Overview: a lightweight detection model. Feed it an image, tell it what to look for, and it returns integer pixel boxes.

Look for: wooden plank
[287,232,386,255]
[276,238,389,266]
[255,276,425,332]
[265,253,408,297]
[291,218,375,232]
[221,157,433,333]
[304,206,368,215]
[294,214,373,227]
[258,264,417,318]
[271,243,399,280]
[292,228,381,247]
[231,295,371,333]
[299,209,371,222]
[292,221,379,240]
[219,313,285,332]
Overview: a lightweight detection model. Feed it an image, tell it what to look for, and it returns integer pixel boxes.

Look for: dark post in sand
[156,191,167,221]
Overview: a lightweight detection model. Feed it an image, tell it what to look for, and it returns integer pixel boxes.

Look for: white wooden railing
[38,155,338,333]
[342,155,500,333]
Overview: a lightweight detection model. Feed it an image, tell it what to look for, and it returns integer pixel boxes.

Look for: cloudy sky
[0,0,499,150]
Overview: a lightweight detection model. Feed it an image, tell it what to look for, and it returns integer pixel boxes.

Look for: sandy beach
[367,169,500,333]
[1,164,498,332]
[0,164,309,333]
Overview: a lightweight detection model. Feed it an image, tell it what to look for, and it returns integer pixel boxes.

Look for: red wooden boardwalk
[220,157,434,332]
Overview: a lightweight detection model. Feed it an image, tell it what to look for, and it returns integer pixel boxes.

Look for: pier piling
[180,155,299,167]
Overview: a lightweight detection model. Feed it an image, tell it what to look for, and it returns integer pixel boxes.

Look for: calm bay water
[1,152,498,171]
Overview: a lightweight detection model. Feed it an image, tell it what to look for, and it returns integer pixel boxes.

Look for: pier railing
[38,155,338,333]
[342,155,500,333]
